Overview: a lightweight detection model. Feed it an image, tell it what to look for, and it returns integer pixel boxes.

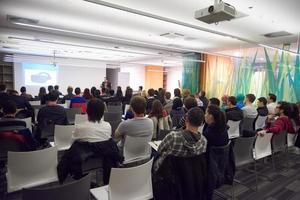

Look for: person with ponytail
[203,105,229,148]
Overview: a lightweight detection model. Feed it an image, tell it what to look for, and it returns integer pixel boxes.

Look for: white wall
[120,64,145,91]
[166,66,182,96]
[14,58,106,95]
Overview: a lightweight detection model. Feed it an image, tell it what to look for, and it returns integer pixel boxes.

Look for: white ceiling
[0,0,299,63]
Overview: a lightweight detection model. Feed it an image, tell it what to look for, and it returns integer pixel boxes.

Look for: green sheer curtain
[182,53,200,94]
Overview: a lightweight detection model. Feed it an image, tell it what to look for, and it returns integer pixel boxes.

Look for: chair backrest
[65,100,71,109]
[124,104,130,115]
[253,133,273,160]
[40,122,55,141]
[0,120,27,132]
[233,136,256,167]
[54,125,75,151]
[227,120,241,139]
[65,108,82,124]
[255,116,268,130]
[75,114,88,125]
[29,101,41,106]
[241,117,256,131]
[109,120,122,135]
[109,158,153,200]
[22,174,91,200]
[123,136,152,164]
[7,147,58,193]
[271,131,287,153]
[0,136,23,161]
[104,112,122,122]
[20,117,32,132]
[107,105,122,113]
[287,133,297,147]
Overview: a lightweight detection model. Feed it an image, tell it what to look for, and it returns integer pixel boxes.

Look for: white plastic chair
[90,158,154,200]
[54,125,75,151]
[29,101,41,106]
[255,116,267,130]
[124,104,130,114]
[227,120,241,139]
[65,100,71,109]
[6,147,58,193]
[75,114,88,125]
[123,136,152,164]
[287,133,297,147]
[253,133,273,160]
[20,117,32,132]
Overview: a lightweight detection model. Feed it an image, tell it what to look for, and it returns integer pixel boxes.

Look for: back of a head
[148,88,155,97]
[125,88,133,98]
[184,96,198,110]
[139,86,143,91]
[150,100,163,118]
[54,85,59,90]
[75,87,81,95]
[3,101,17,115]
[0,84,6,92]
[91,86,96,95]
[165,92,171,100]
[48,85,53,92]
[246,94,256,103]
[200,90,206,97]
[290,103,300,125]
[278,101,291,116]
[209,97,221,107]
[236,94,244,102]
[268,93,277,102]
[186,107,204,127]
[67,86,73,94]
[130,96,146,115]
[207,105,226,130]
[39,87,46,95]
[172,98,183,109]
[182,89,191,98]
[8,90,18,95]
[48,91,59,101]
[228,96,237,106]
[174,88,181,98]
[258,97,267,106]
[20,86,26,93]
[109,89,115,96]
[87,98,105,123]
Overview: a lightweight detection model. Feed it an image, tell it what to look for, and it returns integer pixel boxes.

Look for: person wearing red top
[257,101,295,136]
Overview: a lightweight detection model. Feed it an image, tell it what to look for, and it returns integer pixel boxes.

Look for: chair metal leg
[254,161,258,191]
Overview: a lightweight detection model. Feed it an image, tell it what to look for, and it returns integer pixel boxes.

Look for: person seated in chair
[72,98,111,142]
[153,107,207,171]
[257,101,295,136]
[70,87,87,114]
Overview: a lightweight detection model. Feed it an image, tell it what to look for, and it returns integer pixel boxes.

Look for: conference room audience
[116,86,123,101]
[146,88,156,114]
[203,105,229,148]
[257,101,295,136]
[38,86,47,105]
[182,89,191,100]
[48,85,54,93]
[225,96,244,122]
[220,95,228,111]
[257,97,269,116]
[122,87,133,105]
[242,94,257,118]
[194,92,204,108]
[54,85,62,95]
[177,96,198,129]
[72,98,111,142]
[115,96,153,150]
[199,90,209,111]
[148,100,171,139]
[36,91,68,139]
[7,90,34,117]
[153,107,207,171]
[70,87,87,113]
[170,98,185,128]
[83,88,92,100]
[20,86,33,100]
[62,86,75,103]
[164,91,173,113]
[209,97,221,107]
[267,93,277,116]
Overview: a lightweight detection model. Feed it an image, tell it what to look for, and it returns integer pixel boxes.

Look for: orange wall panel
[145,66,163,90]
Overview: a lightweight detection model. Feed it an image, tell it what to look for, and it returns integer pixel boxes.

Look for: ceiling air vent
[7,15,39,25]
[160,32,184,39]
[264,31,292,38]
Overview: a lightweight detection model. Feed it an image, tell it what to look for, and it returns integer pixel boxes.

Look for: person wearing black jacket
[256,97,269,116]
[225,96,243,122]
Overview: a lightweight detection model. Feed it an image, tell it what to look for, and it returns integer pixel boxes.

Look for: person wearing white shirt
[72,98,111,143]
[267,93,277,116]
[241,94,258,118]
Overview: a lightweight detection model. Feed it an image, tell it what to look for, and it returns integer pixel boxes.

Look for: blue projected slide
[23,63,58,86]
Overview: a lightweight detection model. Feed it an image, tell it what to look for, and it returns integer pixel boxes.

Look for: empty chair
[227,120,241,139]
[22,174,91,200]
[271,131,288,169]
[255,116,268,130]
[253,133,273,160]
[20,117,32,132]
[123,136,152,164]
[65,108,82,124]
[29,101,41,106]
[107,105,122,113]
[54,125,75,151]
[75,114,88,124]
[241,117,256,132]
[91,158,153,200]
[6,147,58,192]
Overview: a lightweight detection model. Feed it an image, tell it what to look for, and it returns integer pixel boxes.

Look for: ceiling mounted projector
[195,0,237,24]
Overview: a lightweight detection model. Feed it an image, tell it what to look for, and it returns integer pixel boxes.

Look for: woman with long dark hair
[116,86,123,101]
[83,88,92,100]
[203,105,229,147]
